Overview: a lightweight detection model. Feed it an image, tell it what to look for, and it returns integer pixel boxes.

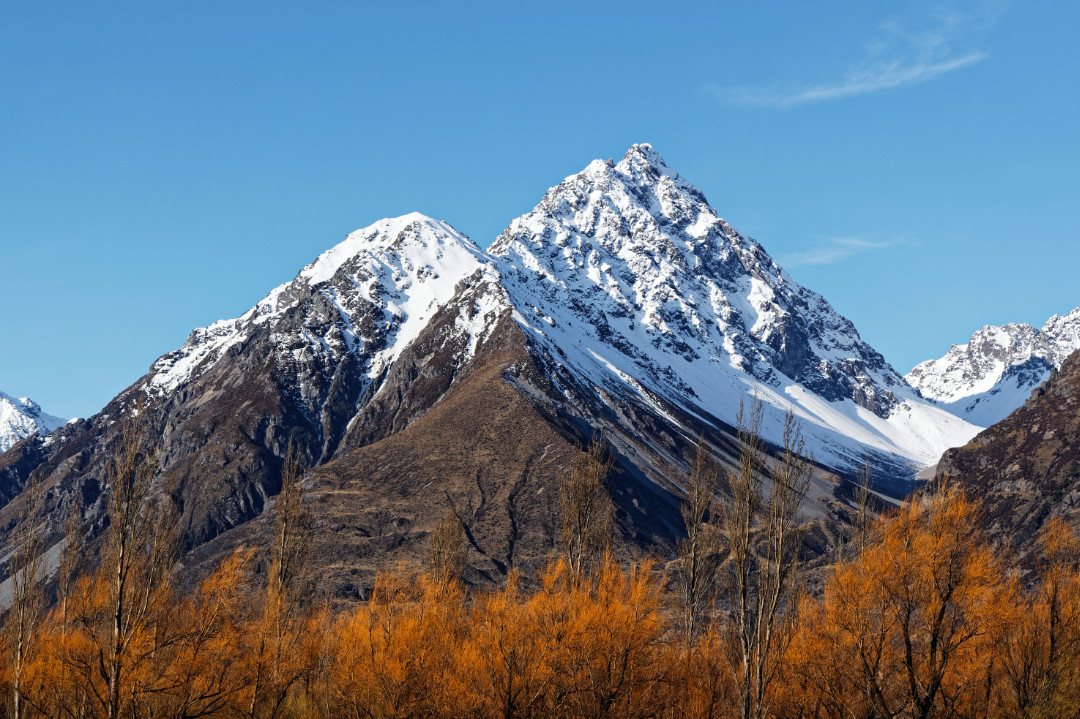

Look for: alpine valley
[0,145,1006,594]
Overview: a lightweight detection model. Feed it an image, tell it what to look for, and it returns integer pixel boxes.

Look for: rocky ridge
[937,348,1080,561]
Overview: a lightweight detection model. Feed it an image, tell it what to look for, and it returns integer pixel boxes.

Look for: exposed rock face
[0,146,984,593]
[937,349,1080,562]
[907,307,1080,426]
[0,391,65,453]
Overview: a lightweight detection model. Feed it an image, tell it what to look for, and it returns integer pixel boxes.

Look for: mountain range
[0,144,1072,592]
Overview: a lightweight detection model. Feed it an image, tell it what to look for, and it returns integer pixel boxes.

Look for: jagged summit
[907,306,1080,426]
[491,145,978,471]
[624,142,662,160]
[613,143,705,199]
[616,143,672,177]
[0,390,66,452]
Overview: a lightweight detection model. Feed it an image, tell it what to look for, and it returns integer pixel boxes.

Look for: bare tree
[722,399,811,719]
[268,447,310,609]
[429,503,467,586]
[92,397,180,719]
[54,497,86,719]
[559,438,614,583]
[57,496,86,628]
[677,438,722,648]
[853,457,874,555]
[246,444,312,719]
[7,472,47,719]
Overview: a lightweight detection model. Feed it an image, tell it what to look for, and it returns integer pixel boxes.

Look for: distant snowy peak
[0,390,66,452]
[906,307,1080,426]
[149,213,499,395]
[491,144,977,470]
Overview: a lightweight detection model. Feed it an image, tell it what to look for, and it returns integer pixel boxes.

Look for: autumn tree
[270,446,311,608]
[887,492,1005,719]
[799,489,1007,719]
[57,496,86,630]
[722,401,811,719]
[559,438,614,583]
[1034,517,1080,688]
[329,571,467,719]
[996,517,1080,717]
[559,557,668,719]
[39,498,89,719]
[156,550,256,719]
[853,457,873,555]
[465,569,555,719]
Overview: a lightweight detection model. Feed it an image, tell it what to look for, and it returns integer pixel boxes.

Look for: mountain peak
[148,211,496,396]
[619,142,668,170]
[490,145,976,471]
[0,390,66,452]
[612,143,712,211]
[301,213,476,286]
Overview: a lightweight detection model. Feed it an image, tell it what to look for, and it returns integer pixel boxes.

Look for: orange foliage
[327,572,469,719]
[6,490,1079,719]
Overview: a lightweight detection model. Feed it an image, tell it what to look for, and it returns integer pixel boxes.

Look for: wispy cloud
[731,53,986,108]
[716,4,1000,108]
[779,237,911,268]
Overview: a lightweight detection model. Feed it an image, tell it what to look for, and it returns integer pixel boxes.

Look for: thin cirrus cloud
[779,238,910,268]
[717,7,996,108]
[731,52,986,109]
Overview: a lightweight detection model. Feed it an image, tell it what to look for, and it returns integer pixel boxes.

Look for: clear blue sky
[2,0,1077,419]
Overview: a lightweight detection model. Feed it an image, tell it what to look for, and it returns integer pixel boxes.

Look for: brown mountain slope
[178,313,691,599]
[938,349,1080,560]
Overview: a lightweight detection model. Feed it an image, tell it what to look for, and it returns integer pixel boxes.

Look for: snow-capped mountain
[907,307,1080,427]
[491,144,977,473]
[0,391,65,452]
[147,212,503,424]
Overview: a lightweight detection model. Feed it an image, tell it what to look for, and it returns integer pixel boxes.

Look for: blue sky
[2,0,1077,419]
